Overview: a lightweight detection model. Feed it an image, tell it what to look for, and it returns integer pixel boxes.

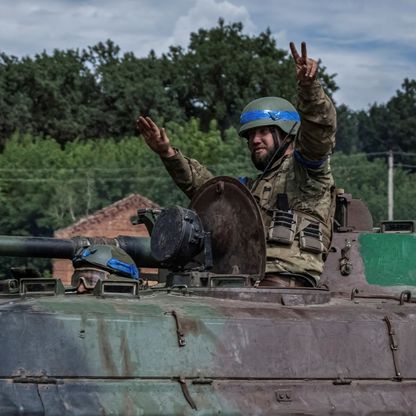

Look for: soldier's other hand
[289,41,318,86]
[136,116,176,158]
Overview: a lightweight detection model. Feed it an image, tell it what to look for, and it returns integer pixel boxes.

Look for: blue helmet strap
[251,122,298,194]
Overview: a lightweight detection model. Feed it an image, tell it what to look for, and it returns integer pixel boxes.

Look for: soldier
[137,42,336,288]
[71,245,140,293]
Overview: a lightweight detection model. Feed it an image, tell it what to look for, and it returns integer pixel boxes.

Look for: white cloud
[147,0,255,54]
[247,0,416,47]
[317,48,411,109]
[0,0,415,109]
[252,0,416,108]
[0,0,183,56]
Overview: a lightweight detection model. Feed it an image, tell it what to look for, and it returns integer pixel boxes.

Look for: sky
[0,0,414,110]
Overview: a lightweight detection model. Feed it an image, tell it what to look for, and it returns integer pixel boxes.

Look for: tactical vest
[249,154,335,282]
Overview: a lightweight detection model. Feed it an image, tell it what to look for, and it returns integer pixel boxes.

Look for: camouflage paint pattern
[1,285,416,415]
[1,181,416,414]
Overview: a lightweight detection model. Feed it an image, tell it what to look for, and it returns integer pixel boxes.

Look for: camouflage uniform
[161,80,336,284]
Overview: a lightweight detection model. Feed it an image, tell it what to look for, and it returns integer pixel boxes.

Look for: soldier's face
[76,280,89,294]
[247,126,279,171]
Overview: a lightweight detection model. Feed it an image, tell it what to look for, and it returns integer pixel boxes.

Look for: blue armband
[238,176,249,185]
[293,149,326,169]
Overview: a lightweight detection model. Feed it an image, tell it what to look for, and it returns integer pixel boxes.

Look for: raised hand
[289,42,318,85]
[136,116,176,158]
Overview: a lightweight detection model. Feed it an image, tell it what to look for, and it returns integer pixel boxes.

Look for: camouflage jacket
[161,80,336,284]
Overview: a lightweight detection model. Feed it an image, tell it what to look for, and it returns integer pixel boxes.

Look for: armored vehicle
[0,177,415,415]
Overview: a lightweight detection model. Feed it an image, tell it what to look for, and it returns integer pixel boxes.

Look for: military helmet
[239,96,300,138]
[72,244,139,284]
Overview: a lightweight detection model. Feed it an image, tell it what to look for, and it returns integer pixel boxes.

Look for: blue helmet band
[107,258,139,280]
[240,110,300,125]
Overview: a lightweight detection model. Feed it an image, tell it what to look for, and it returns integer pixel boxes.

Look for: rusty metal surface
[1,290,416,380]
[322,231,368,291]
[322,230,416,301]
[335,194,373,232]
[347,199,374,231]
[190,176,266,278]
[1,281,416,414]
[189,286,331,305]
[1,290,416,414]
[1,379,416,415]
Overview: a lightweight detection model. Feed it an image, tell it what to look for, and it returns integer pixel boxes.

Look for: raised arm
[136,116,176,158]
[136,116,214,199]
[289,42,336,162]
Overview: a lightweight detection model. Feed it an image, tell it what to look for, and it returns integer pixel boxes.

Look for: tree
[84,41,185,138]
[331,153,416,225]
[1,21,339,144]
[0,50,101,146]
[335,104,359,154]
[357,78,416,153]
[164,19,338,134]
[384,78,416,152]
[1,126,416,277]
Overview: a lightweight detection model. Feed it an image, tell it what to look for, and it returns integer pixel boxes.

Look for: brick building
[53,194,159,285]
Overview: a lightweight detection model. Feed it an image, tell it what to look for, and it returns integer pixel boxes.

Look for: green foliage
[357,78,416,153]
[165,21,294,133]
[1,129,415,237]
[332,153,416,225]
[0,20,338,145]
[0,50,102,146]
[1,19,415,278]
[0,133,65,235]
[1,129,416,277]
[164,20,337,135]
[166,119,255,179]
[0,123,255,278]
[84,40,185,138]
[335,104,359,154]
[0,121,252,240]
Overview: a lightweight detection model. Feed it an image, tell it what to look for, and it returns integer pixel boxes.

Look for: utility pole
[388,149,394,220]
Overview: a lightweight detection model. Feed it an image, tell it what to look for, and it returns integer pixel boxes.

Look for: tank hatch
[190,176,266,279]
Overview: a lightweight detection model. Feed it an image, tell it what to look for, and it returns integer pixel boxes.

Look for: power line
[0,177,169,183]
[393,152,416,157]
[0,167,161,172]
[396,164,416,169]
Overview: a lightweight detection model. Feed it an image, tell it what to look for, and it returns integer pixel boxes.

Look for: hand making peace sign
[289,42,318,86]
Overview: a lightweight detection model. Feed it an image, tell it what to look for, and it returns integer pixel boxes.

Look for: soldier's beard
[251,146,276,171]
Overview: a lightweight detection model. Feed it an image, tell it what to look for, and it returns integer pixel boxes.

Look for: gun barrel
[0,236,76,259]
[116,236,159,268]
[0,235,160,268]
